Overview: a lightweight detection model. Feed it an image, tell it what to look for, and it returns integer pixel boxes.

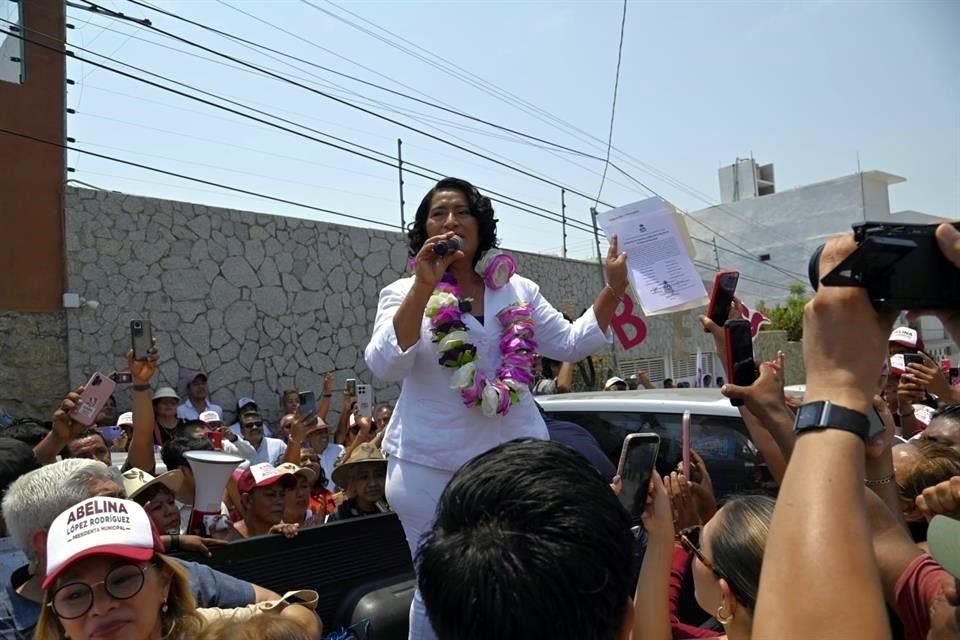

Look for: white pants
[386,457,455,640]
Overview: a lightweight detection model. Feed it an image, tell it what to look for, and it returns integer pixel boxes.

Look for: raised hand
[127,337,159,385]
[323,372,334,395]
[905,353,953,400]
[915,476,960,521]
[604,235,629,297]
[412,231,463,290]
[665,471,699,532]
[641,472,674,542]
[722,359,788,419]
[52,387,87,441]
[688,449,718,524]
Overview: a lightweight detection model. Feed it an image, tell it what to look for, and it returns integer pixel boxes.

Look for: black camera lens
[132,321,142,329]
[808,245,824,291]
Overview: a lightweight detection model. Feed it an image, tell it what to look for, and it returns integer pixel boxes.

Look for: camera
[132,320,142,329]
[808,221,960,311]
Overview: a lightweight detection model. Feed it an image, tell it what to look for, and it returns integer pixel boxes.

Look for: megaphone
[184,450,244,535]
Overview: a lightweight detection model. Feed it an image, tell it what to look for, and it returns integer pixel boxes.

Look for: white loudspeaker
[184,450,244,535]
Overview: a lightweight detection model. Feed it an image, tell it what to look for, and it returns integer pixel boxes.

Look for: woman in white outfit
[365,177,628,639]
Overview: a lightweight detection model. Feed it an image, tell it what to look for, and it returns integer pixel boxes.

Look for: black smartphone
[724,319,757,407]
[109,371,133,384]
[616,433,661,521]
[130,319,152,361]
[903,353,924,368]
[298,391,316,416]
[706,271,739,331]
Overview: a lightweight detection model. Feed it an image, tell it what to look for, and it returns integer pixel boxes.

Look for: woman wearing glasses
[633,463,774,640]
[35,496,321,640]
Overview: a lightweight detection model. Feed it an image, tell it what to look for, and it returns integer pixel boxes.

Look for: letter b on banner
[611,293,648,349]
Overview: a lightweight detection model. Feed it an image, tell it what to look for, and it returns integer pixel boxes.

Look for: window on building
[619,357,667,385]
[0,0,24,85]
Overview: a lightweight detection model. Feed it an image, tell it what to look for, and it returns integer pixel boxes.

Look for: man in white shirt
[305,419,344,492]
[228,397,258,437]
[177,371,224,421]
[240,411,287,467]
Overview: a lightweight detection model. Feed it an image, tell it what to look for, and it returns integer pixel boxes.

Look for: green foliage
[757,283,809,342]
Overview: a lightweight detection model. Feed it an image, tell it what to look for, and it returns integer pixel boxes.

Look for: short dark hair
[161,436,213,471]
[176,419,207,437]
[60,429,108,459]
[417,439,633,640]
[407,177,499,267]
[1,419,51,447]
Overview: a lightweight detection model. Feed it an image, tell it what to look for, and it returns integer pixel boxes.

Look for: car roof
[536,388,741,417]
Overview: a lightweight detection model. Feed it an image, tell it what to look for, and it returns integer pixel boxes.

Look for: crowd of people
[0,174,958,640]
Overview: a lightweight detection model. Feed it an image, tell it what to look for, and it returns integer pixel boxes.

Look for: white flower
[438,330,470,354]
[425,292,458,317]
[480,383,500,418]
[502,378,529,398]
[449,361,478,391]
[491,260,512,288]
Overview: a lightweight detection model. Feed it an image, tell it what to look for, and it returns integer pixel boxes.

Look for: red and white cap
[43,497,163,589]
[199,410,221,424]
[914,405,935,427]
[237,462,295,494]
[889,327,921,351]
[890,354,907,376]
[116,412,133,427]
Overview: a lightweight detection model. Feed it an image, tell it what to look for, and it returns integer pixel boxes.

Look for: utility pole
[397,138,406,229]
[561,189,568,258]
[591,206,620,373]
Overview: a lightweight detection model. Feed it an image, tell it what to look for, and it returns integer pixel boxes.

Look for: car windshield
[545,410,764,499]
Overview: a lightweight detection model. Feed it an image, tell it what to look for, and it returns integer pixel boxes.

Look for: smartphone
[69,372,117,427]
[356,382,373,417]
[109,371,133,384]
[616,433,661,520]
[298,391,316,417]
[130,319,152,361]
[903,353,924,368]
[724,319,757,407]
[345,378,357,396]
[705,271,739,332]
[681,411,691,478]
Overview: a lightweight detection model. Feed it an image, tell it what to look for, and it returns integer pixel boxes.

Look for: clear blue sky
[65,0,959,260]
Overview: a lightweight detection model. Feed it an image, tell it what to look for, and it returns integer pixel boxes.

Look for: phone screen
[707,271,739,329]
[903,354,924,367]
[298,391,316,415]
[617,434,661,520]
[725,320,757,406]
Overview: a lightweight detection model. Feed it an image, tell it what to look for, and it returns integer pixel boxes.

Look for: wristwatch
[794,401,871,441]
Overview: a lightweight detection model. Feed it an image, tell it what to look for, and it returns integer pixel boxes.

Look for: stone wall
[61,187,716,421]
[0,311,69,419]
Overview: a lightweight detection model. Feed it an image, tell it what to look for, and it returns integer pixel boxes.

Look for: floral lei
[423,251,537,417]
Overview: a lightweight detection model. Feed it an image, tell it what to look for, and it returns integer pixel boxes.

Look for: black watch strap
[794,401,871,441]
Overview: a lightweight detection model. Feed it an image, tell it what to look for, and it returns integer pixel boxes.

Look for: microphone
[434,236,463,257]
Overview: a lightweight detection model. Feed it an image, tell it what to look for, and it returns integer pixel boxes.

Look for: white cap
[914,405,935,427]
[199,410,221,424]
[890,354,907,376]
[43,497,162,589]
[604,376,627,390]
[116,412,133,427]
[889,327,919,349]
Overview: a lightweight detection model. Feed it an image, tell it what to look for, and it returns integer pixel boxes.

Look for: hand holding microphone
[433,235,463,257]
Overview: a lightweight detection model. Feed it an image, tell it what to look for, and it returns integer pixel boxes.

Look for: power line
[9,24,592,237]
[1,127,402,229]
[594,0,628,208]
[98,0,801,283]
[94,0,615,208]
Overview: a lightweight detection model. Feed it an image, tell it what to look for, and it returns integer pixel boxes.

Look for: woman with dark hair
[365,176,628,638]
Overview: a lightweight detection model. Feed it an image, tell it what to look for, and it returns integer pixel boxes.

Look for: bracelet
[865,474,894,487]
[169,533,180,551]
[605,284,625,302]
[133,384,151,392]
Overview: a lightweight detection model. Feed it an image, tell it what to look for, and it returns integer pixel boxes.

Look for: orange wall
[0,0,65,311]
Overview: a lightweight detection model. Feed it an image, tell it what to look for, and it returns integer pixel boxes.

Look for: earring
[162,601,169,613]
[716,603,734,625]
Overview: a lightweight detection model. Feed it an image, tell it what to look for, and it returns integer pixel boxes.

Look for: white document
[597,197,708,316]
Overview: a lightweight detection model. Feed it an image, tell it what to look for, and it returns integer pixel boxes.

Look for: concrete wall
[0,312,69,419]
[58,187,719,421]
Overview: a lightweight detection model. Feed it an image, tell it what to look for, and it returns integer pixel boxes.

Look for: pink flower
[492,381,512,414]
[496,303,534,326]
[431,305,462,328]
[461,372,487,407]
[482,253,517,290]
[500,335,537,354]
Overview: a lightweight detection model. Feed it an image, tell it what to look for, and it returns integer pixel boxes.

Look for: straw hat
[331,443,387,489]
[121,468,183,501]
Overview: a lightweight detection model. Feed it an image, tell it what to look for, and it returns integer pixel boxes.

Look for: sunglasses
[49,563,155,620]
[243,422,264,430]
[677,526,727,582]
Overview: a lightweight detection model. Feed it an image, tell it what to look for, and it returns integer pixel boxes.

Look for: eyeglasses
[243,422,264,430]
[49,563,155,619]
[676,526,727,582]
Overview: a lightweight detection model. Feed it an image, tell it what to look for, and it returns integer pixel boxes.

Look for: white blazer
[365,274,611,472]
